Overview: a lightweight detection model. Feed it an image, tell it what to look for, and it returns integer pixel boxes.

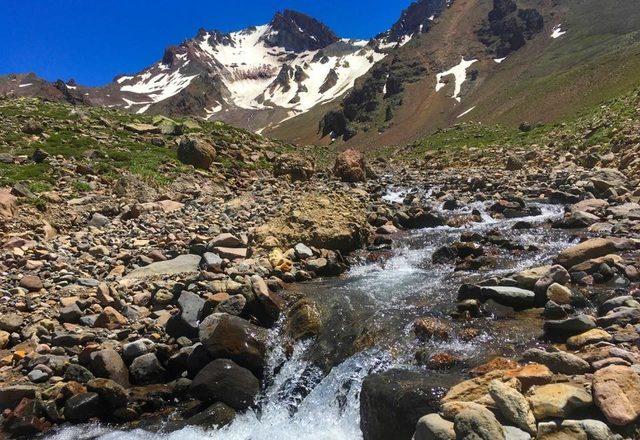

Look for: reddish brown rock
[333,148,367,182]
[593,365,640,426]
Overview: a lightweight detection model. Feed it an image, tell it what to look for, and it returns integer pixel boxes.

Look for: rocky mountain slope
[267,0,640,147]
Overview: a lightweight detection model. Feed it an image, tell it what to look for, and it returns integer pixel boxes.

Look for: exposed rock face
[264,10,339,52]
[382,0,447,42]
[478,0,544,57]
[255,192,368,252]
[177,137,217,170]
[334,148,367,182]
[360,369,446,440]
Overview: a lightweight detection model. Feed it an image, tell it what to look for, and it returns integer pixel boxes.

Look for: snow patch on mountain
[457,106,475,118]
[120,68,199,103]
[551,24,566,39]
[435,57,477,102]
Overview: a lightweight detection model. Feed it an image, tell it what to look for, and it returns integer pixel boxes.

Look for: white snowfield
[116,23,386,124]
[435,57,477,102]
[551,24,566,39]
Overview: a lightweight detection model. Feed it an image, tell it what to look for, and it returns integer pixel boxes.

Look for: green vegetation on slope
[370,86,640,166]
[0,98,285,188]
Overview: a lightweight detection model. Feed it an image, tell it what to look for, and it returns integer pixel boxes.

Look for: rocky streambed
[2,148,640,440]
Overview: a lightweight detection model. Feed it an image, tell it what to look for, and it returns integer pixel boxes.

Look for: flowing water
[49,193,571,440]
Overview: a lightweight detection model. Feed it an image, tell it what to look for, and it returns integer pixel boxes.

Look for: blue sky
[1,0,412,86]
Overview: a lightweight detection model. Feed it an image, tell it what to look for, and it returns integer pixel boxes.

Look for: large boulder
[189,359,259,410]
[334,148,367,182]
[593,365,640,426]
[555,238,633,268]
[254,192,368,253]
[177,137,217,169]
[166,291,206,338]
[198,313,268,377]
[360,369,446,440]
[273,153,315,181]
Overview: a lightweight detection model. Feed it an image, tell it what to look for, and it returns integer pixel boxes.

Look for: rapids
[48,195,571,440]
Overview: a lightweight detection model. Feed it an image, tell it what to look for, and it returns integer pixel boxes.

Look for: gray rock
[129,353,166,385]
[597,307,640,328]
[63,392,103,423]
[503,426,531,440]
[544,314,597,338]
[489,380,536,434]
[123,254,201,280]
[122,339,155,363]
[88,213,109,227]
[522,348,590,374]
[480,286,535,310]
[454,407,505,440]
[294,243,314,259]
[202,252,223,271]
[413,413,455,440]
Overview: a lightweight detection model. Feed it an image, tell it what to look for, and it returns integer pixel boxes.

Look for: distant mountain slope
[266,0,640,147]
